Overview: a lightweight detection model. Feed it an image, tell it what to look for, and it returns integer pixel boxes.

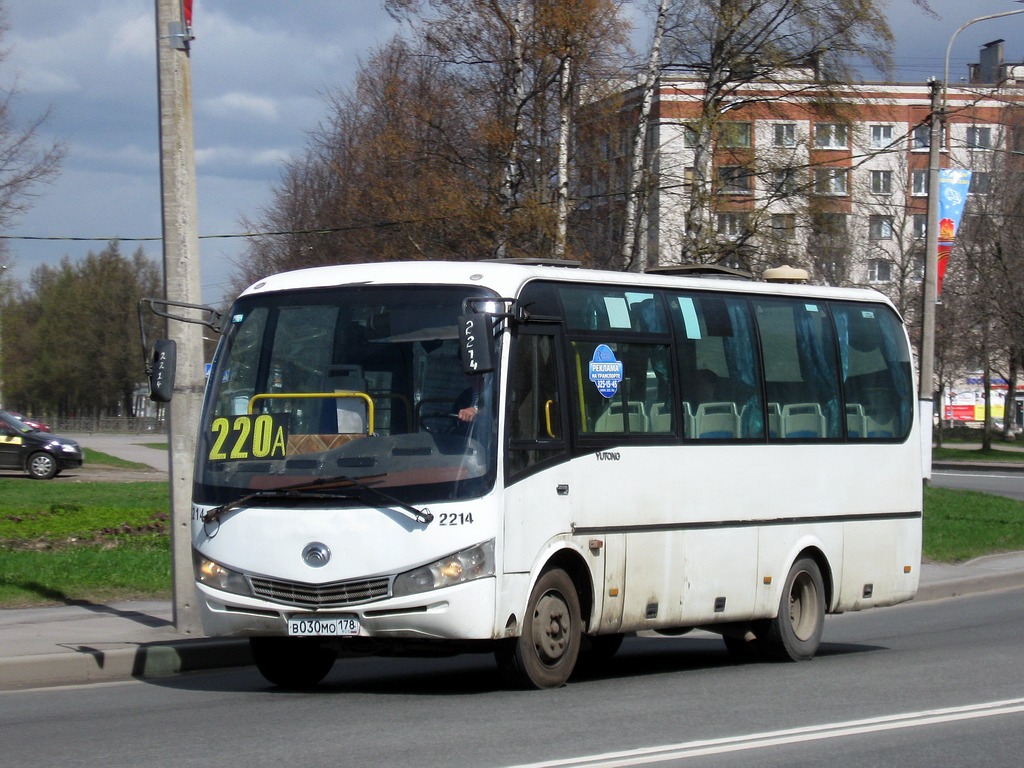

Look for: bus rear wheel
[762,557,825,662]
[250,637,336,689]
[496,568,582,689]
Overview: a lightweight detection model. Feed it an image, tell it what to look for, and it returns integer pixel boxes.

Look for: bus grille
[248,575,390,608]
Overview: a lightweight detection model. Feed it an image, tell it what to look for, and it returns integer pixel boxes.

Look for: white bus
[184,260,921,689]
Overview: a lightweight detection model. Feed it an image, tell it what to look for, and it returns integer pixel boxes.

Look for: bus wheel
[250,637,336,689]
[496,569,582,689]
[763,557,825,662]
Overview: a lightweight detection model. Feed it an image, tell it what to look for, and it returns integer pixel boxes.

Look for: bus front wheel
[496,568,582,689]
[250,637,336,689]
[762,557,825,662]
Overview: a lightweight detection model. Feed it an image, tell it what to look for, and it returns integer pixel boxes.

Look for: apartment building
[577,41,1024,319]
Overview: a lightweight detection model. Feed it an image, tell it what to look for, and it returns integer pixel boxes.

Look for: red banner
[183,0,193,27]
[937,242,952,296]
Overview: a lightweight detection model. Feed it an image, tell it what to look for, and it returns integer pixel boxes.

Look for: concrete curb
[912,571,1024,602]
[0,638,251,690]
[932,460,1024,473]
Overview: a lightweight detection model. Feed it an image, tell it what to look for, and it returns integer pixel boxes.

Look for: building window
[773,123,797,147]
[810,212,848,244]
[912,169,928,196]
[683,166,695,194]
[912,124,946,151]
[719,122,752,148]
[913,213,928,240]
[771,167,800,195]
[718,165,753,195]
[868,258,892,283]
[870,170,893,194]
[717,212,750,240]
[869,215,894,240]
[1013,126,1024,153]
[683,124,699,148]
[813,167,848,196]
[814,123,849,149]
[870,125,894,148]
[770,213,797,241]
[966,126,993,150]
[970,171,992,195]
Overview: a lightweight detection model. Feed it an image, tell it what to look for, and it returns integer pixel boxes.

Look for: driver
[455,378,483,422]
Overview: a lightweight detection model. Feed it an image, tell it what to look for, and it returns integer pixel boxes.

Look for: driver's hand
[457,406,478,422]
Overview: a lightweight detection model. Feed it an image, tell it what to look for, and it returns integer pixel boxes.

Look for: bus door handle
[544,399,558,439]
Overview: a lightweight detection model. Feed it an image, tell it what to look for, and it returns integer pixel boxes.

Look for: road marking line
[933,471,1020,479]
[504,698,1024,767]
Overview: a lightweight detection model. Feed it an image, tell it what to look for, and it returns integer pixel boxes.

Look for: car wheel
[27,452,58,480]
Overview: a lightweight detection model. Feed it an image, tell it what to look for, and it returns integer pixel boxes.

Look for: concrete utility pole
[155,0,203,634]
[920,78,941,481]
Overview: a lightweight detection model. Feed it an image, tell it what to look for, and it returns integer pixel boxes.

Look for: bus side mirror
[457,313,495,374]
[149,339,177,402]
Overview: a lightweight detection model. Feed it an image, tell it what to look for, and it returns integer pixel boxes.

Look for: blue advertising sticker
[589,344,624,398]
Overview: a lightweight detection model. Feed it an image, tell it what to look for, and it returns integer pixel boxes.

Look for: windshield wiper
[330,474,434,524]
[202,474,433,525]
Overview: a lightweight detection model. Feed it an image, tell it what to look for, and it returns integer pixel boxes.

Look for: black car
[0,410,83,479]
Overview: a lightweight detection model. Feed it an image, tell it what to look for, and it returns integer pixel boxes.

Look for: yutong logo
[302,542,332,568]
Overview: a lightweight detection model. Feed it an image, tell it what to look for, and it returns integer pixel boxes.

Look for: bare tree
[621,0,670,272]
[0,2,65,263]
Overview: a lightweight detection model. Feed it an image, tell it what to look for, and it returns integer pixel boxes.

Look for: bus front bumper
[195,576,500,642]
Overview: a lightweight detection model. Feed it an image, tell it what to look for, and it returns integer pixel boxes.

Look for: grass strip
[0,477,1022,607]
[923,485,1024,562]
[0,480,168,542]
[81,447,153,470]
[0,547,170,606]
[932,446,1024,463]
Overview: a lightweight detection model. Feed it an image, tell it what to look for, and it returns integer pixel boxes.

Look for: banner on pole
[936,168,971,296]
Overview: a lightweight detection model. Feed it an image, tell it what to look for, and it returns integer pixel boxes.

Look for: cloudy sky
[2,0,1023,303]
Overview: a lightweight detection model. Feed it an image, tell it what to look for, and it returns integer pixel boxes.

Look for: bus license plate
[287,616,360,637]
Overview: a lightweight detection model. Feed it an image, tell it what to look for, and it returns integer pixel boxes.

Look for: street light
[921,5,1024,479]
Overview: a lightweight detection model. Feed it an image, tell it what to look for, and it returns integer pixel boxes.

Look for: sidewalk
[1,552,1022,691]
[66,433,170,472]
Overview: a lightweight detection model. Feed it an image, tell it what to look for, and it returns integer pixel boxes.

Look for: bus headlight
[392,540,495,598]
[193,550,252,596]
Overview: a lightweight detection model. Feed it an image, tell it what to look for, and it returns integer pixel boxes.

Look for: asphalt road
[931,467,1024,500]
[2,587,1022,768]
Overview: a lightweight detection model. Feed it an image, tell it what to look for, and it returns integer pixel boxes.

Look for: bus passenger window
[571,341,673,437]
[671,294,765,440]
[754,298,842,440]
[834,303,913,440]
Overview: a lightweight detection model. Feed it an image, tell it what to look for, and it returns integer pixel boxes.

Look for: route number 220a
[208,413,288,461]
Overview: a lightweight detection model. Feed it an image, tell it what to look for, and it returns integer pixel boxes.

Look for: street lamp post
[921,6,1024,479]
[0,263,6,409]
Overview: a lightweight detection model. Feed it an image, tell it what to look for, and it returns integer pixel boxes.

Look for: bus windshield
[195,284,499,506]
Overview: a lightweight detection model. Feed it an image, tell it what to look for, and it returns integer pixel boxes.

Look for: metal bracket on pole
[167,21,193,50]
